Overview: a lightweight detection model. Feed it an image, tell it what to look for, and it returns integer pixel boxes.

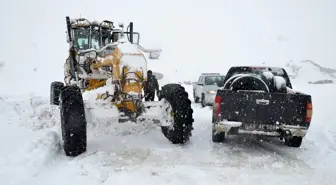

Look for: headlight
[207,90,216,94]
[84,51,97,58]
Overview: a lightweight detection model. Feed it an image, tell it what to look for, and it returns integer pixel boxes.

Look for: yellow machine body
[86,43,148,115]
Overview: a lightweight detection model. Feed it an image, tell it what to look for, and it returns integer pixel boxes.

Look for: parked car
[192,73,226,107]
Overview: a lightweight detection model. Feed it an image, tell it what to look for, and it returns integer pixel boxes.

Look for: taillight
[306,102,313,123]
[214,95,221,116]
[215,95,221,104]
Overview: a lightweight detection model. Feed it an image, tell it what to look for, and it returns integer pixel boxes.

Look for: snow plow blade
[85,100,174,125]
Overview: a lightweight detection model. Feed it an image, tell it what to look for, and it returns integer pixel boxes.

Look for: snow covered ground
[0,79,336,184]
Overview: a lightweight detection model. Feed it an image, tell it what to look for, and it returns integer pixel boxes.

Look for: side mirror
[136,45,162,60]
[149,51,161,59]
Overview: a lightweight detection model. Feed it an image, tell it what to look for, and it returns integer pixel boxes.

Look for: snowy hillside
[285,60,336,84]
[1,0,336,184]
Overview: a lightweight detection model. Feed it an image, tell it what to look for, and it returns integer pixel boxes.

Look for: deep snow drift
[0,77,336,184]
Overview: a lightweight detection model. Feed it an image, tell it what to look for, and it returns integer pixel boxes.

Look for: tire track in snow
[248,136,312,169]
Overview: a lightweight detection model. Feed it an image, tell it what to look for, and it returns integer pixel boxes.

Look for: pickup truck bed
[212,66,313,147]
[217,90,311,127]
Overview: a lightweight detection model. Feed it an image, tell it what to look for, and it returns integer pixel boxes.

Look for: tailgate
[218,90,311,127]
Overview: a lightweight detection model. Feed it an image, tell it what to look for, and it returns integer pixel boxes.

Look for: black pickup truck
[212,66,313,147]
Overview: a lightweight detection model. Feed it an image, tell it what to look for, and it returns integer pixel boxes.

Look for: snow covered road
[0,84,335,185]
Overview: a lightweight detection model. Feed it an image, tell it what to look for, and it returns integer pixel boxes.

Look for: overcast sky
[0,0,335,94]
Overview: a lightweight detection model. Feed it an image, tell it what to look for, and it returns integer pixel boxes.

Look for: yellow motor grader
[50,16,194,157]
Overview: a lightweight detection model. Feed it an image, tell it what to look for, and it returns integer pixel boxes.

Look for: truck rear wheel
[193,90,199,103]
[201,94,206,107]
[59,86,87,156]
[285,136,303,147]
[212,123,225,142]
[160,84,194,144]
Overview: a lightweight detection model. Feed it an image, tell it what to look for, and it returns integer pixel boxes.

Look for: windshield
[204,76,225,86]
[74,28,90,50]
[91,30,100,49]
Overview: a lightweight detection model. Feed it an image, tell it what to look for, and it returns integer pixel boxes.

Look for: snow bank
[285,60,336,84]
[0,71,335,184]
[0,96,59,130]
[0,82,335,184]
[18,131,61,173]
[0,128,61,184]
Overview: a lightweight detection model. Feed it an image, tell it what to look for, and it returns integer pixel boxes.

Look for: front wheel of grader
[160,84,194,144]
[59,85,87,157]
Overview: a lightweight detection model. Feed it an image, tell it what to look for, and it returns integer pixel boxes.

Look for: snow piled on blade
[120,55,147,79]
[114,43,148,79]
[82,78,115,101]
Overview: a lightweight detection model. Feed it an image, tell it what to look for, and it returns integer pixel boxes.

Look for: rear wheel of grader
[160,84,194,144]
[59,85,87,157]
[50,81,64,105]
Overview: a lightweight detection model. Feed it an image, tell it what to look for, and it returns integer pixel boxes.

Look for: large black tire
[212,123,225,142]
[223,74,245,89]
[50,81,64,105]
[193,90,199,103]
[160,84,194,144]
[285,136,303,147]
[157,90,163,101]
[59,86,87,157]
[201,93,206,107]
